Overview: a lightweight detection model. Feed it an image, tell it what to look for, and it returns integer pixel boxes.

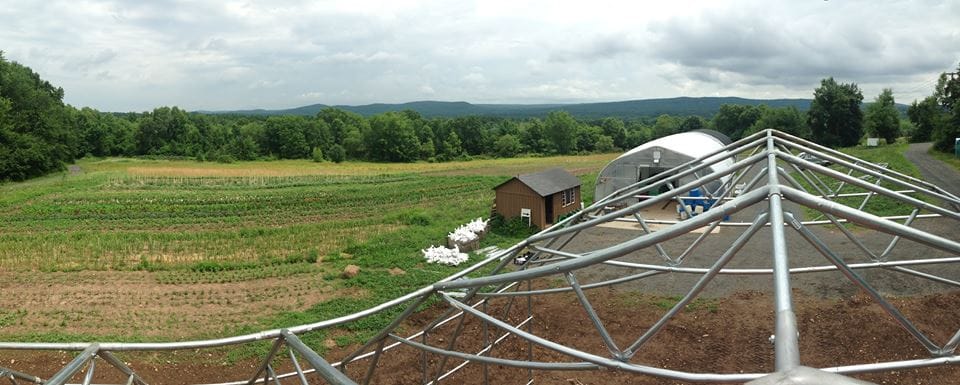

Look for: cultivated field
[0,154,614,344]
[4,145,960,385]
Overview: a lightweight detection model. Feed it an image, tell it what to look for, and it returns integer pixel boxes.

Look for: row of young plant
[0,171,499,271]
[107,174,415,189]
[6,175,494,229]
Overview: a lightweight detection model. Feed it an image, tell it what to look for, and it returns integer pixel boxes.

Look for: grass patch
[928,147,960,172]
[652,296,719,313]
[792,142,926,221]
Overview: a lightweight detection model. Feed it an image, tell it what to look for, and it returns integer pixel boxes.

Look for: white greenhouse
[594,130,734,208]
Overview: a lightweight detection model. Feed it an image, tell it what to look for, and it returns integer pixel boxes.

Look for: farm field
[4,143,960,384]
[0,154,614,343]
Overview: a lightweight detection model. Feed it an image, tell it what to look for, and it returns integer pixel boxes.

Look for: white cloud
[1,0,957,111]
[463,72,486,84]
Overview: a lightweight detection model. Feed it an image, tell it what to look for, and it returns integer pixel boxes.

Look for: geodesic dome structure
[3,129,960,385]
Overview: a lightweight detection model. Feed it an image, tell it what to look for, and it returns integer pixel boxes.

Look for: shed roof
[495,168,581,197]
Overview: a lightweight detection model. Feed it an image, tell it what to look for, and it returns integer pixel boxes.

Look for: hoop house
[595,129,734,206]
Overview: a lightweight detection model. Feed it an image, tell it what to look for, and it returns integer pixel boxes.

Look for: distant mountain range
[199,97,907,120]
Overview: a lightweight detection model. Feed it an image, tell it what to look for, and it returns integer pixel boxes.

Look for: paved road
[904,142,960,198]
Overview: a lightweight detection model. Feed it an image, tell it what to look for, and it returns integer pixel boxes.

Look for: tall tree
[863,88,900,144]
[599,117,627,149]
[746,106,810,139]
[807,77,864,147]
[624,121,651,148]
[712,104,762,140]
[449,116,492,156]
[544,111,578,154]
[494,134,522,158]
[651,114,679,139]
[365,112,420,162]
[518,119,549,153]
[930,64,960,152]
[439,130,463,160]
[0,52,78,181]
[679,116,707,133]
[342,125,366,159]
[264,116,310,159]
[136,106,193,155]
[317,107,366,146]
[907,96,941,143]
[575,125,602,152]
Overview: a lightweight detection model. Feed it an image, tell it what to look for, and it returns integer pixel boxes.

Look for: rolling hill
[201,97,906,120]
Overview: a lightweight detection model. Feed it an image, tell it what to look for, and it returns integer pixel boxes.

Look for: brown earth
[4,287,959,385]
[0,269,356,340]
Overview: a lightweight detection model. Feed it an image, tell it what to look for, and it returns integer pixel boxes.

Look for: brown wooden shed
[493,168,582,229]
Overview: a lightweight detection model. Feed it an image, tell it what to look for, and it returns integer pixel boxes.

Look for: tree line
[3,52,959,182]
[906,64,960,152]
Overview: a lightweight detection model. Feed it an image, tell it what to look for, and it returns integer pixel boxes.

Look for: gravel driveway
[567,150,960,299]
[904,142,960,197]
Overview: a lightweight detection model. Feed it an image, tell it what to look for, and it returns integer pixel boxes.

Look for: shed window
[561,188,576,207]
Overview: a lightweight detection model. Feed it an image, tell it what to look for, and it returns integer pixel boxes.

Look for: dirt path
[904,142,960,197]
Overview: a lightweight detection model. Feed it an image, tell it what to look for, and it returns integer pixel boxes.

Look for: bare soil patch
[4,289,959,384]
[0,269,354,340]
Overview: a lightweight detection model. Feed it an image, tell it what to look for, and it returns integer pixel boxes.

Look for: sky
[2,0,959,112]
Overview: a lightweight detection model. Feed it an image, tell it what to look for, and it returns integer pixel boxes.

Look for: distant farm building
[595,130,734,209]
[493,168,581,229]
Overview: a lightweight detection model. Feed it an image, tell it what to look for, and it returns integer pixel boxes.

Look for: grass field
[793,142,926,221]
[0,154,614,347]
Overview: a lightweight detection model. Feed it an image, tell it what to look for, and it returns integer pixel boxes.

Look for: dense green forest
[2,52,959,182]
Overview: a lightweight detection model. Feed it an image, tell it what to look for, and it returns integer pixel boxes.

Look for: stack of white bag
[447,226,478,244]
[422,245,469,266]
[447,217,489,244]
[424,218,490,266]
[464,217,488,233]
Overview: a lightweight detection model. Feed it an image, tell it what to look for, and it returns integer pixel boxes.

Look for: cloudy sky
[2,0,959,112]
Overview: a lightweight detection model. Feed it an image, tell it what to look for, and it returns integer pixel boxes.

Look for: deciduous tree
[365,112,420,162]
[712,104,762,140]
[930,64,960,152]
[494,134,521,158]
[747,106,810,139]
[864,88,900,144]
[599,117,627,149]
[907,96,940,143]
[807,77,864,147]
[544,110,578,154]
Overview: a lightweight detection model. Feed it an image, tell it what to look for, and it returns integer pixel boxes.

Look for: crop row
[154,262,321,284]
[0,173,497,271]
[107,174,415,189]
[7,177,492,223]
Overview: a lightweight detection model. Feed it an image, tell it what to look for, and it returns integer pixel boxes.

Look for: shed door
[544,195,554,224]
